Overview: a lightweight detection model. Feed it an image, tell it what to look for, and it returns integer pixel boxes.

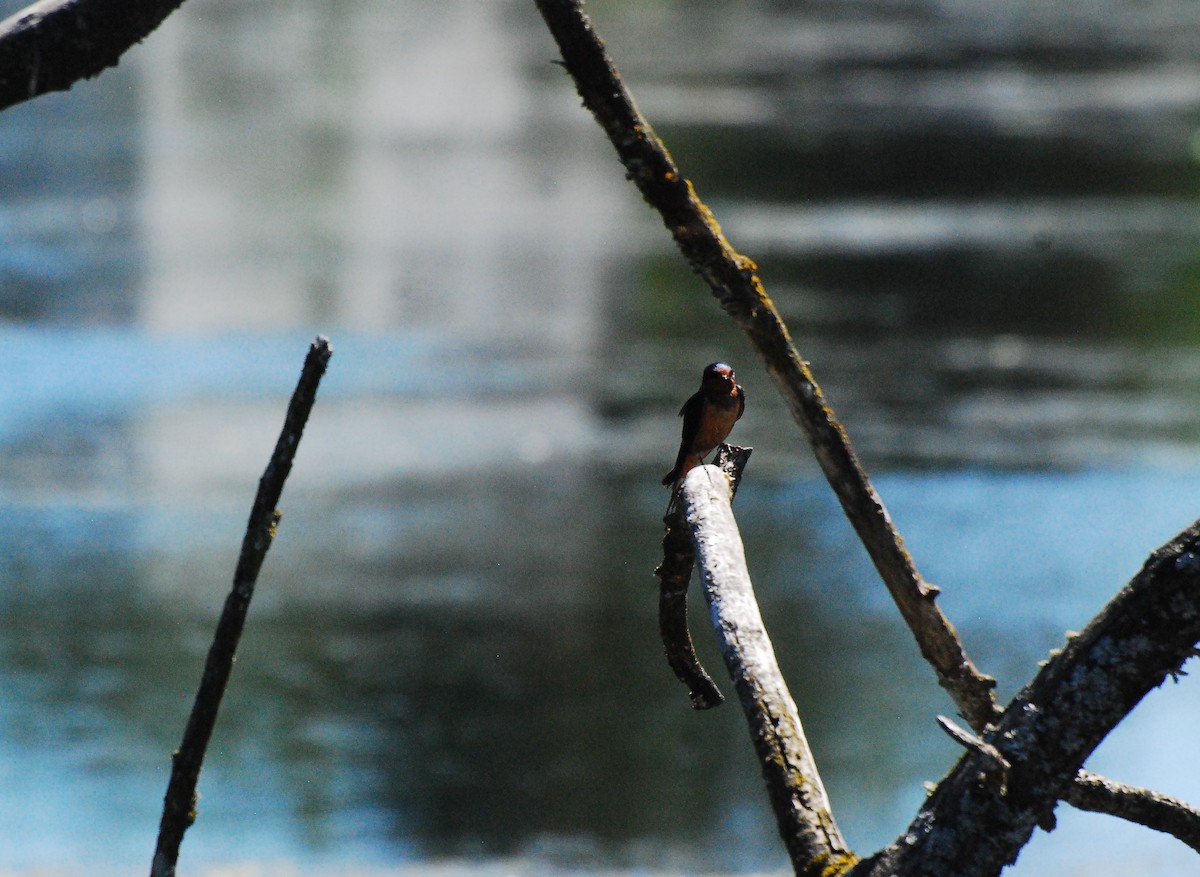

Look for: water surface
[2,1,1200,875]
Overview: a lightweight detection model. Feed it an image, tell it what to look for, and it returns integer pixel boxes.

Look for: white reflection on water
[641,66,1200,145]
[722,198,1200,259]
[136,0,633,347]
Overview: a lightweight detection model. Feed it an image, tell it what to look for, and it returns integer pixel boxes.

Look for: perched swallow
[662,361,745,489]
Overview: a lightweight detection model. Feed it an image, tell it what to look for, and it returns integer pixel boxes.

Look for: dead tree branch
[533,0,999,731]
[680,464,857,877]
[0,0,190,113]
[150,336,333,877]
[1066,770,1200,854]
[853,521,1200,877]
[533,0,1200,859]
[657,444,752,709]
[658,503,723,710]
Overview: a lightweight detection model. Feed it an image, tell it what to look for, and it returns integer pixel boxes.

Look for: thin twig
[533,0,999,731]
[680,464,857,877]
[150,336,333,877]
[1067,770,1200,854]
[937,715,1010,795]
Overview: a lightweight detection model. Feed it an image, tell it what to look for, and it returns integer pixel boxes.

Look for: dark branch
[1067,770,1200,855]
[658,504,723,710]
[534,0,1200,860]
[855,521,1200,877]
[937,715,1010,795]
[533,0,999,731]
[150,336,333,877]
[0,0,188,113]
[680,464,857,877]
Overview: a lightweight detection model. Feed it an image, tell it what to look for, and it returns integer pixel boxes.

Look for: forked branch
[657,443,752,709]
[533,0,1200,860]
[533,0,999,731]
[679,464,857,877]
[853,521,1200,876]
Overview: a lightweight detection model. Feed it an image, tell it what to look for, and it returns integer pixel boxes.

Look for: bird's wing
[679,389,704,435]
[663,390,705,485]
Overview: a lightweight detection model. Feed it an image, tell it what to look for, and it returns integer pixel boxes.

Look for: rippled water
[3,0,1200,875]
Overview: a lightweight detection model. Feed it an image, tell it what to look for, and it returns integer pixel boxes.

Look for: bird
[662,361,745,490]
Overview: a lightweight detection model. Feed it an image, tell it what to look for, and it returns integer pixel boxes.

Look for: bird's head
[702,361,736,391]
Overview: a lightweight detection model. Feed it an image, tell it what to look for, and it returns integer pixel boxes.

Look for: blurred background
[2,0,1200,874]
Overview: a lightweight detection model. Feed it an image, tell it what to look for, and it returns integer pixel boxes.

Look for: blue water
[3,454,1200,874]
[3,0,1200,874]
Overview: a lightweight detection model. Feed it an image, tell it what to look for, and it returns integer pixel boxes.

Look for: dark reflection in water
[7,464,1199,874]
[3,0,1200,875]
[225,471,804,870]
[0,472,960,873]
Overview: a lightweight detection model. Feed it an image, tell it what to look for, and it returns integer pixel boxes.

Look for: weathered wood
[854,520,1200,877]
[1067,770,1200,854]
[533,0,999,732]
[658,503,723,710]
[680,465,857,877]
[657,443,752,709]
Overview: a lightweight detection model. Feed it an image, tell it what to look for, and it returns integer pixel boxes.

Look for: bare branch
[150,336,333,877]
[937,715,1010,795]
[680,464,857,877]
[1067,770,1200,854]
[855,521,1200,877]
[656,444,751,709]
[534,0,1200,858]
[658,502,723,710]
[533,0,999,731]
[0,0,190,113]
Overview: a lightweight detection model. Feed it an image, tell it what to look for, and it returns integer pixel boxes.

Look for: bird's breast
[691,401,740,454]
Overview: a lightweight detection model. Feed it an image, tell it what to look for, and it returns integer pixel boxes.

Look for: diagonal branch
[0,0,190,113]
[854,521,1200,876]
[680,464,857,877]
[532,0,1200,853]
[150,336,333,877]
[532,0,999,732]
